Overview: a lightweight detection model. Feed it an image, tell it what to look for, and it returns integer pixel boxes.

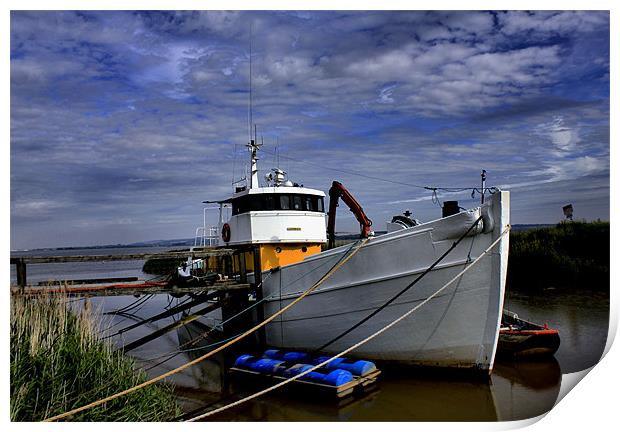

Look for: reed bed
[508,221,609,291]
[10,292,181,421]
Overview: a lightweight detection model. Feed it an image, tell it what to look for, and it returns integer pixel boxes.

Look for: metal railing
[193,225,219,248]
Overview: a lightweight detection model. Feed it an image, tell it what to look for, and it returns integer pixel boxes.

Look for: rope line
[139,247,353,367]
[103,293,154,317]
[314,215,483,353]
[43,237,369,422]
[260,148,499,195]
[186,225,510,421]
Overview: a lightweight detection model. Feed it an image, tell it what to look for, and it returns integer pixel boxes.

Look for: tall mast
[248,24,253,145]
[248,126,261,189]
[247,27,260,189]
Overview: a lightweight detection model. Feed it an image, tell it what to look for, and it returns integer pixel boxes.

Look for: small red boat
[497,310,560,358]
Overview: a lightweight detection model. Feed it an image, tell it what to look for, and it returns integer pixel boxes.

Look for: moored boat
[497,310,560,358]
[199,137,510,372]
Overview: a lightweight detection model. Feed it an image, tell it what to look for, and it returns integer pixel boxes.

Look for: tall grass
[508,221,609,291]
[10,293,181,421]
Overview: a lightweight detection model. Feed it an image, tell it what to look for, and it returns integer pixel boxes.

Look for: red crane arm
[327,181,373,249]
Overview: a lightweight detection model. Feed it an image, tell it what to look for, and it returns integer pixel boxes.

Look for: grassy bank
[142,256,181,275]
[10,293,181,421]
[507,221,609,291]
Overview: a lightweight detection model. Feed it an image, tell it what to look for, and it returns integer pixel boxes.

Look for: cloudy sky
[10,10,610,249]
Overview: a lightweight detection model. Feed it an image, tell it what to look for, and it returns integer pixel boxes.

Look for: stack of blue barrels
[233,349,376,387]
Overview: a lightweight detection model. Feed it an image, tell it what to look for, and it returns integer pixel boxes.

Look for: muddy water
[89,286,608,422]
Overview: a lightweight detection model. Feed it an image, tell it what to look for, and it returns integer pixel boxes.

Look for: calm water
[13,247,609,421]
[9,246,171,284]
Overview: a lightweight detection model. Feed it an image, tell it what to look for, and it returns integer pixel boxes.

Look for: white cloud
[11,57,85,84]
[268,55,322,81]
[196,11,242,34]
[12,199,65,216]
[345,49,415,80]
[543,156,607,182]
[549,116,579,152]
[377,85,397,104]
[498,11,609,36]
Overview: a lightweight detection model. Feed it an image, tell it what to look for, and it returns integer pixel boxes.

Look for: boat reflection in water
[491,358,562,421]
[171,320,561,421]
[171,320,235,413]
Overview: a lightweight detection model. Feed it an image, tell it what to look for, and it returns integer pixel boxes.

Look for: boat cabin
[217,186,327,271]
[223,186,327,246]
[210,142,328,272]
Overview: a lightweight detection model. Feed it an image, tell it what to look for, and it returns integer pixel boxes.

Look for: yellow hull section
[258,243,322,271]
[228,243,322,273]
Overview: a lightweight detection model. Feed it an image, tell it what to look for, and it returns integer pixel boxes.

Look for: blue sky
[10,10,610,249]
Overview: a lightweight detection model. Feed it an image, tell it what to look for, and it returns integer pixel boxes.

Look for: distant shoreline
[12,223,560,253]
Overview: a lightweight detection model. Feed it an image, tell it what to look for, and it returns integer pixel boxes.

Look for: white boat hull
[260,191,510,371]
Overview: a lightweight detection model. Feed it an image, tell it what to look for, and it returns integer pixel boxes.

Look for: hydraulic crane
[327,181,373,249]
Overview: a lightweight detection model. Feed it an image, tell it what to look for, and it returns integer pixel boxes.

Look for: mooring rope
[104,293,155,317]
[43,237,369,422]
[135,245,347,368]
[140,295,276,367]
[314,215,483,353]
[186,225,510,421]
[138,256,343,369]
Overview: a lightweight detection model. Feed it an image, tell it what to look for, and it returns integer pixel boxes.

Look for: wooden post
[239,250,247,284]
[16,259,27,288]
[220,289,253,354]
[253,246,266,348]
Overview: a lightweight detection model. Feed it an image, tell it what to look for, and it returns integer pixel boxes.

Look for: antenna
[480,169,487,204]
[231,142,237,187]
[248,24,253,144]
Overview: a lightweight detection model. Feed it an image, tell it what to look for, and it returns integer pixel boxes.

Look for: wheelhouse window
[304,196,314,212]
[316,196,324,212]
[279,195,291,210]
[231,194,325,215]
[263,194,276,210]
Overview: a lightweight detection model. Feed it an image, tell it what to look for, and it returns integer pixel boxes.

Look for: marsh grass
[10,292,181,421]
[508,221,609,291]
[142,257,181,275]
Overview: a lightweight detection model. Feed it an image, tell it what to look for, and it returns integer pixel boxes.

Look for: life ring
[221,223,231,243]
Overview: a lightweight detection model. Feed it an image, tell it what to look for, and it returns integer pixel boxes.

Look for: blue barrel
[253,358,286,374]
[283,364,353,386]
[323,369,354,386]
[234,354,286,374]
[263,351,376,376]
[315,356,345,368]
[263,349,280,358]
[234,354,256,368]
[283,364,319,380]
[263,349,309,363]
[315,356,376,376]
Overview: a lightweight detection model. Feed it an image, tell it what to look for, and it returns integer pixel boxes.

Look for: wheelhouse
[232,192,325,215]
[205,139,328,272]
